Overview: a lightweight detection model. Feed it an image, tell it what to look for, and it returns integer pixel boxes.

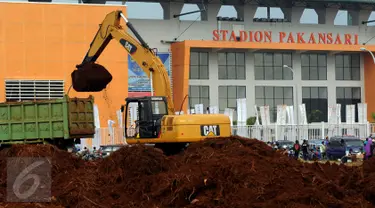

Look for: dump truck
[0,95,95,151]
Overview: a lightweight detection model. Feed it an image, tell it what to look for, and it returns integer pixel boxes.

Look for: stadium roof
[120,0,375,9]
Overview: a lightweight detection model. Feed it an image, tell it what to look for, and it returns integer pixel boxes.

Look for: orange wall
[0,2,128,127]
[364,53,375,122]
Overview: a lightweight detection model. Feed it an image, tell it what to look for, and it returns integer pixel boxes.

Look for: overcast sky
[5,0,375,25]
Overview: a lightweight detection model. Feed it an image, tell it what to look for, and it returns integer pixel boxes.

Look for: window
[5,80,64,101]
[218,86,246,112]
[255,86,293,122]
[302,87,328,122]
[189,85,210,109]
[190,52,209,79]
[151,100,167,115]
[218,52,246,80]
[335,54,360,80]
[254,52,293,80]
[336,87,361,122]
[301,54,327,80]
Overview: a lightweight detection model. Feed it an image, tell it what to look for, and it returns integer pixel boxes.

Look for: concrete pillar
[347,10,371,26]
[246,52,255,117]
[315,8,326,24]
[282,7,304,23]
[197,4,207,21]
[292,52,302,124]
[161,2,184,20]
[326,54,336,108]
[348,10,359,26]
[325,8,339,25]
[209,52,219,107]
[235,5,256,22]
[199,3,221,22]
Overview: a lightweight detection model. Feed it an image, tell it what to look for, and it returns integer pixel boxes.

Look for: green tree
[233,117,261,126]
[307,109,323,123]
[371,112,375,122]
[246,116,262,125]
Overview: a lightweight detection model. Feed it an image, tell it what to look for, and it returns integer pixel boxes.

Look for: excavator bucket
[71,63,113,92]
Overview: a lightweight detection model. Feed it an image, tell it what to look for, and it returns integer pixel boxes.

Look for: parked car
[326,136,364,160]
[100,145,123,157]
[343,139,364,154]
[326,140,345,160]
[275,140,294,150]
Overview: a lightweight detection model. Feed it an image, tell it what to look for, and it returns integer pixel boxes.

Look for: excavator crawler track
[71,63,113,92]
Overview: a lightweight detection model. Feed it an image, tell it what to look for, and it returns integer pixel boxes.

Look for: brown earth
[71,63,113,92]
[0,136,375,208]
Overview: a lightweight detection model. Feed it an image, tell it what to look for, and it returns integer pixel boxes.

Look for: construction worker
[320,141,326,160]
[81,147,89,158]
[93,147,97,155]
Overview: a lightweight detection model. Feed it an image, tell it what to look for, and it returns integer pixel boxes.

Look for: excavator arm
[71,10,175,115]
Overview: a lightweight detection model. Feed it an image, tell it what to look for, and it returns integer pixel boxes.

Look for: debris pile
[0,136,375,208]
[71,63,112,92]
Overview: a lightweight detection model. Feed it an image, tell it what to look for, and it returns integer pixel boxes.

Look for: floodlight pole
[173,10,205,18]
[362,20,375,24]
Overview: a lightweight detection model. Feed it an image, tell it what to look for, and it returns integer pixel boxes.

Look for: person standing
[365,138,373,160]
[292,140,301,159]
[371,138,374,158]
[320,141,326,160]
[302,140,309,160]
[324,136,329,146]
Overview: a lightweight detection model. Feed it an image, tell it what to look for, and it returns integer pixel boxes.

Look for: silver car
[100,145,123,157]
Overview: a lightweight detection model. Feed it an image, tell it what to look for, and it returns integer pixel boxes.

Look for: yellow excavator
[71,10,231,154]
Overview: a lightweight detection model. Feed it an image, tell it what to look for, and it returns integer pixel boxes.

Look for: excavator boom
[71,11,175,115]
[72,11,232,154]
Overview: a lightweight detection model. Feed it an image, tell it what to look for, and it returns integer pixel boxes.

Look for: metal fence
[92,123,375,146]
[232,123,372,142]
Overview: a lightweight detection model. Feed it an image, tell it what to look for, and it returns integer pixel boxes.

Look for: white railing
[232,123,372,143]
[93,123,375,146]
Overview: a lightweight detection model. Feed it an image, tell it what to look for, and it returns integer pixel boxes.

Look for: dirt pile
[0,137,375,208]
[71,63,112,92]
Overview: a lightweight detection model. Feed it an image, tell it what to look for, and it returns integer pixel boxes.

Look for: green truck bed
[0,95,95,144]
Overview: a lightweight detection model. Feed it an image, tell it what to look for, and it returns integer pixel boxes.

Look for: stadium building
[1,0,375,126]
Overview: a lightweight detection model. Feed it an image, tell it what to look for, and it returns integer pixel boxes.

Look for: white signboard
[209,106,219,114]
[299,104,308,125]
[336,104,342,124]
[237,98,247,125]
[224,108,234,125]
[288,106,295,124]
[260,106,271,125]
[194,104,204,114]
[254,105,260,125]
[358,103,368,123]
[92,104,100,149]
[346,105,355,124]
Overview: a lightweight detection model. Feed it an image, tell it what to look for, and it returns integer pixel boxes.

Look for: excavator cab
[123,96,168,139]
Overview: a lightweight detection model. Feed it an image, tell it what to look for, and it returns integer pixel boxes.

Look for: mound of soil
[71,63,112,92]
[0,136,375,208]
